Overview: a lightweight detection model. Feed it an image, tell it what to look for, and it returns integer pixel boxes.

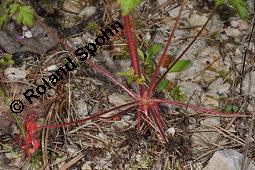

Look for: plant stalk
[123,15,144,96]
[146,0,184,98]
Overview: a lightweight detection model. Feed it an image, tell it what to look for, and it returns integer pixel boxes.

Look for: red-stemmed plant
[21,0,243,158]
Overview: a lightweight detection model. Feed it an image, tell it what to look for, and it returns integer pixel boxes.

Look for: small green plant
[224,104,239,112]
[0,0,34,28]
[117,0,141,16]
[138,43,162,75]
[0,53,14,66]
[30,151,43,169]
[215,0,249,19]
[170,86,187,101]
[117,67,145,84]
[86,21,99,30]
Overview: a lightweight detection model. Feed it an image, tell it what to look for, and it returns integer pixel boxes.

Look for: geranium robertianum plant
[19,0,250,158]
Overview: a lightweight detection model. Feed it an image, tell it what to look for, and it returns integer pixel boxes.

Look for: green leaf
[158,79,170,91]
[215,0,225,6]
[118,0,141,16]
[0,53,14,66]
[0,59,5,64]
[0,14,9,28]
[7,60,14,65]
[4,53,12,60]
[117,67,144,84]
[215,0,249,19]
[170,86,187,101]
[224,105,239,112]
[146,43,162,59]
[137,48,145,61]
[16,5,34,27]
[228,0,248,19]
[170,60,192,72]
[9,3,19,17]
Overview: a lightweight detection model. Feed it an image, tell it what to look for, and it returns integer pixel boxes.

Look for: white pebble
[24,31,33,38]
[4,68,26,80]
[22,26,28,31]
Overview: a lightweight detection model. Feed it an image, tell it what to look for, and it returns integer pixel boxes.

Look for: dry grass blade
[59,152,84,170]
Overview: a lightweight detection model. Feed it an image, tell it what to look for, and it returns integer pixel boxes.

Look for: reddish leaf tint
[22,115,40,159]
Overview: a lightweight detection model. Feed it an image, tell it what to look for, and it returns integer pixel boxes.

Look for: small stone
[68,37,83,48]
[230,20,239,28]
[240,71,255,96]
[47,65,58,71]
[203,149,255,170]
[221,34,229,40]
[157,0,167,5]
[179,81,202,97]
[195,70,219,84]
[145,32,151,40]
[22,26,28,31]
[76,100,89,117]
[169,6,182,18]
[225,28,241,37]
[189,14,208,26]
[108,93,133,106]
[63,0,81,14]
[24,31,33,38]
[166,127,175,136]
[153,32,165,44]
[4,68,26,80]
[81,162,92,170]
[79,6,96,18]
[201,117,220,127]
[249,43,255,52]
[201,93,219,108]
[209,78,231,96]
[235,48,242,57]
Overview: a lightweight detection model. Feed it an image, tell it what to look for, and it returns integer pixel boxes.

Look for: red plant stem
[146,0,184,98]
[123,15,144,96]
[150,105,167,141]
[38,101,137,129]
[86,60,137,99]
[153,99,242,115]
[154,8,216,90]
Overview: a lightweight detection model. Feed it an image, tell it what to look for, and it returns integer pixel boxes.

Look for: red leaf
[22,115,40,159]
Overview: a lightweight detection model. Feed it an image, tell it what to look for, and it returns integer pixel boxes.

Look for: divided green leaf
[228,0,248,19]
[16,6,34,27]
[224,105,239,112]
[118,0,141,16]
[215,0,248,19]
[170,86,187,101]
[0,53,14,66]
[0,1,35,29]
[0,14,9,28]
[117,67,145,84]
[9,3,19,17]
